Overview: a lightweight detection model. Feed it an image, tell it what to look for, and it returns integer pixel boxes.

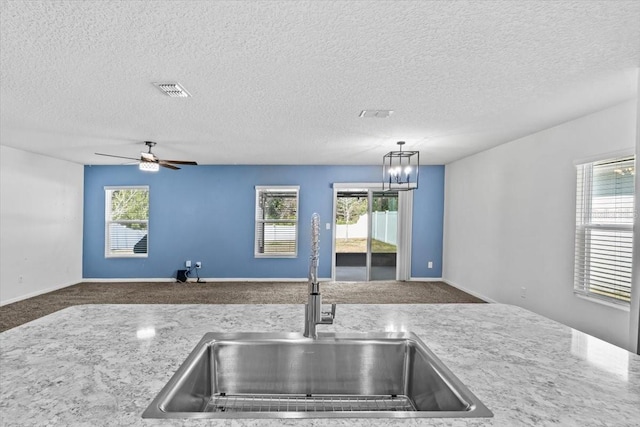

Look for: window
[105,186,149,257]
[574,155,634,304]
[255,186,299,257]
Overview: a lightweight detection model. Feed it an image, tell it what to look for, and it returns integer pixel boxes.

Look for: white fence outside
[335,212,397,245]
[372,211,397,245]
[335,214,368,239]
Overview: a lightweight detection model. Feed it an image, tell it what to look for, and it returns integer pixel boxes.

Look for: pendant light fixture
[382,141,419,191]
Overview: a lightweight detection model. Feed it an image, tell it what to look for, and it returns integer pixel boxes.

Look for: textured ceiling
[1,0,639,165]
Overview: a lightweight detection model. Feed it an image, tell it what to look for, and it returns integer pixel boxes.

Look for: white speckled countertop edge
[1,303,639,426]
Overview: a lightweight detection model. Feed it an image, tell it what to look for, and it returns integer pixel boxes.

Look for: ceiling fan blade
[95,153,141,161]
[159,162,180,170]
[161,160,198,165]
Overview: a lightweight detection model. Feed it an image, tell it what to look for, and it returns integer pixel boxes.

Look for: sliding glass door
[334,190,369,281]
[334,189,398,281]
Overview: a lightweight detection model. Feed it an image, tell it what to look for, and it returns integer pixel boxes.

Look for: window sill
[105,254,148,259]
[574,293,630,312]
[254,254,297,259]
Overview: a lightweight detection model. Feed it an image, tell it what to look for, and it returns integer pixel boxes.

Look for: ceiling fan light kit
[139,161,160,172]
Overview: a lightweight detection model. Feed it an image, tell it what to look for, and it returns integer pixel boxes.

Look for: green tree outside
[336,197,367,225]
[110,189,149,230]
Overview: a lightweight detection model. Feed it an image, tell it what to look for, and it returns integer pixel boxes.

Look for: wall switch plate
[521,287,527,298]
[185,260,191,268]
[428,261,433,269]
[326,223,331,230]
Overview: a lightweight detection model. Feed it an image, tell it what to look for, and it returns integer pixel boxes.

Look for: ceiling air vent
[359,110,394,118]
[153,82,191,98]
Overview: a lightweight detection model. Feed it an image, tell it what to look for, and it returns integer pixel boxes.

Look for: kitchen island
[1,303,639,426]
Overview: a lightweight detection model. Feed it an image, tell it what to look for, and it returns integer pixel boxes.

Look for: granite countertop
[1,303,639,426]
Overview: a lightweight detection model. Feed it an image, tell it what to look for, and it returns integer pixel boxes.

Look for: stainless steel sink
[142,332,492,419]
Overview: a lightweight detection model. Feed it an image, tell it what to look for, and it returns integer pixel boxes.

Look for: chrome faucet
[304,282,336,339]
[304,213,336,339]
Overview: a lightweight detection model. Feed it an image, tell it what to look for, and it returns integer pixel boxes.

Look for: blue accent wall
[83,165,444,279]
[411,166,445,278]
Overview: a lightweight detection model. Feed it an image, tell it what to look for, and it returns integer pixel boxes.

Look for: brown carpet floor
[0,281,484,332]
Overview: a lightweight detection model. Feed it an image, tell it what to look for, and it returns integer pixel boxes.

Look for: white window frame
[574,154,634,306]
[254,185,299,258]
[104,186,149,258]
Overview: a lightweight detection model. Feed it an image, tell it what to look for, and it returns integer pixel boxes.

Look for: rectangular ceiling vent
[359,110,394,118]
[153,82,191,98]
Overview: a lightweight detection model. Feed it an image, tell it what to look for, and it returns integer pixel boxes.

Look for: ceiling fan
[95,141,198,170]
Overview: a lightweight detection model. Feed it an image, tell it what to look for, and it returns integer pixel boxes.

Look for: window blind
[255,187,299,257]
[574,156,634,304]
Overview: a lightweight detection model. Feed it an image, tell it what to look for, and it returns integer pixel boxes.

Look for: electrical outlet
[195,261,202,269]
[521,287,527,299]
[185,260,191,268]
[428,261,433,269]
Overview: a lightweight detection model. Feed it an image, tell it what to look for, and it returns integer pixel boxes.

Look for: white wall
[0,145,84,305]
[443,100,638,350]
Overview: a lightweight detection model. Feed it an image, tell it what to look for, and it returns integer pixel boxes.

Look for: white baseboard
[409,277,444,282]
[0,279,80,306]
[184,278,336,283]
[193,277,315,282]
[81,277,328,283]
[441,279,497,303]
[82,278,176,283]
